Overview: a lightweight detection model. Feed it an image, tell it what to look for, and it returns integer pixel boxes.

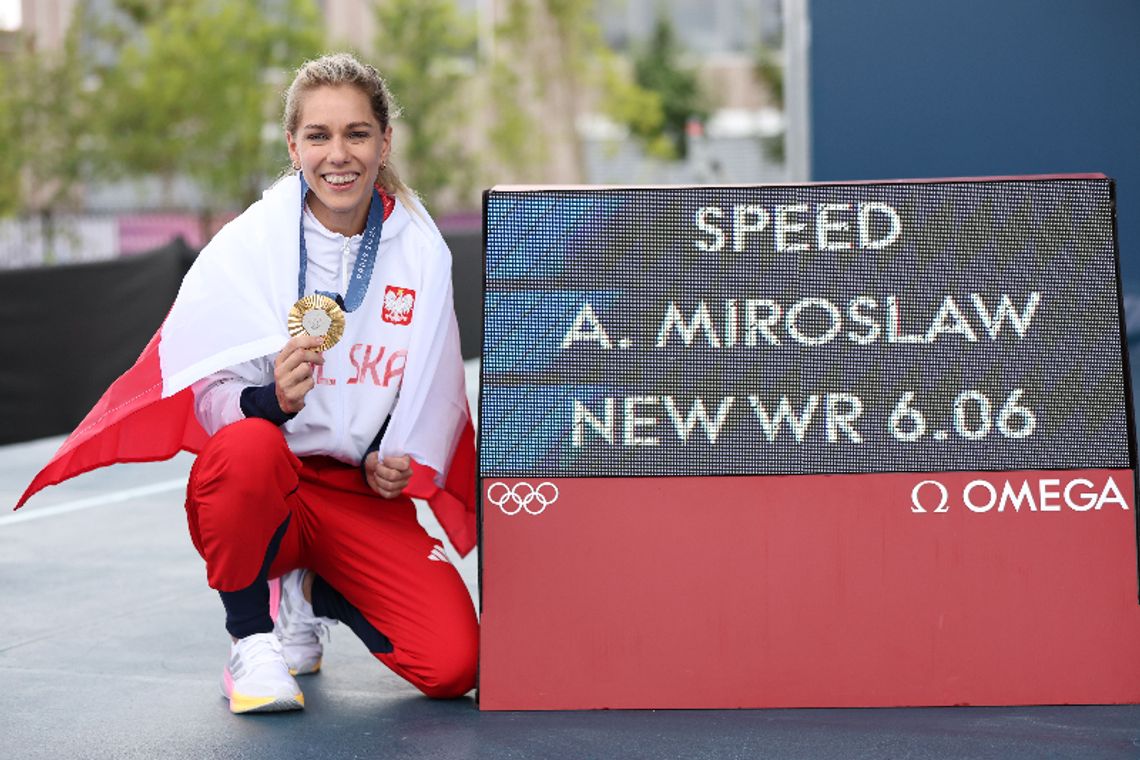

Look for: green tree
[92,0,323,214]
[371,0,477,211]
[485,1,547,179]
[488,0,665,182]
[0,46,28,216]
[632,12,708,160]
[753,42,785,163]
[0,14,94,218]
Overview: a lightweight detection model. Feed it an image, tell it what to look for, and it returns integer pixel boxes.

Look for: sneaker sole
[290,657,322,676]
[228,690,305,714]
[222,663,304,714]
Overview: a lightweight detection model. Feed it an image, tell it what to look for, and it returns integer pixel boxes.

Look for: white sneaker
[220,632,304,714]
[273,569,336,676]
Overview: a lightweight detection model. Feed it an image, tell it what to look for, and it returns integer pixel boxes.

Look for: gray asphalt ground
[2,362,1140,759]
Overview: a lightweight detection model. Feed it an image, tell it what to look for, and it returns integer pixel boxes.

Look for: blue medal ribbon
[296,174,385,313]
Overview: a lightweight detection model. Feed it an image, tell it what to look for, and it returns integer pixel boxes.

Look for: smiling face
[286,84,392,236]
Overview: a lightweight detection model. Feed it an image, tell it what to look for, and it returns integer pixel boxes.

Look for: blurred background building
[5,0,1138,269]
[0,0,791,269]
[0,0,1137,304]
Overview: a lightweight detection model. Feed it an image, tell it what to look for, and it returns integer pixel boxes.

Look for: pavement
[2,362,1140,759]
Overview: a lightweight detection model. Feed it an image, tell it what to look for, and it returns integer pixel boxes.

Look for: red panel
[479,470,1140,709]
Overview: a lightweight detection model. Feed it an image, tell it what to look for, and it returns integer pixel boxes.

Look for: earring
[380,162,387,171]
[292,161,301,171]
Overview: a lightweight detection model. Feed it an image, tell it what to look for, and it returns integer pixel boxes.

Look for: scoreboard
[478,176,1140,709]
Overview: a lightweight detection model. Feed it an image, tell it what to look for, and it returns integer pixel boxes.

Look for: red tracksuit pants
[183,418,478,699]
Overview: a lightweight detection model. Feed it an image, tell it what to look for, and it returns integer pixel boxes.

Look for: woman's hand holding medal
[279,294,344,413]
[274,334,326,413]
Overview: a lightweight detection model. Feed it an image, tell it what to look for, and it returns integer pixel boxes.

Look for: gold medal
[288,294,345,352]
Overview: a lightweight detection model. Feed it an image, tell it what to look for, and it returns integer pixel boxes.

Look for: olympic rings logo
[486,481,559,516]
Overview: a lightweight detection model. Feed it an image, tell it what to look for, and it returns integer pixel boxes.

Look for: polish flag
[16,175,478,556]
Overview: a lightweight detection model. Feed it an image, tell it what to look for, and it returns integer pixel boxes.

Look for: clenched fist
[363,452,412,499]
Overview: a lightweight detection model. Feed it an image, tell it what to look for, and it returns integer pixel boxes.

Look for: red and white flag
[17,175,477,556]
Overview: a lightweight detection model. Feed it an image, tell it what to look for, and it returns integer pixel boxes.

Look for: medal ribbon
[296,174,385,313]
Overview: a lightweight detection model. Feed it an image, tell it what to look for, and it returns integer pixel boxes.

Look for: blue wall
[810,0,1140,293]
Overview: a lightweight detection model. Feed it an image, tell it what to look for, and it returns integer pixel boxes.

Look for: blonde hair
[283,52,416,211]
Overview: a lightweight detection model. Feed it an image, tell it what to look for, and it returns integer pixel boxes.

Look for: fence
[0,227,482,445]
[0,213,235,270]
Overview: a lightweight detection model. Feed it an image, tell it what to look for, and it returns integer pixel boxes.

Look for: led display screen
[479,178,1132,478]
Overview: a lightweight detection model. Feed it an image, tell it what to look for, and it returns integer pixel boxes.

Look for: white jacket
[163,173,468,476]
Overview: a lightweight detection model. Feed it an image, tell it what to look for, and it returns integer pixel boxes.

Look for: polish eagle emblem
[383,286,416,325]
